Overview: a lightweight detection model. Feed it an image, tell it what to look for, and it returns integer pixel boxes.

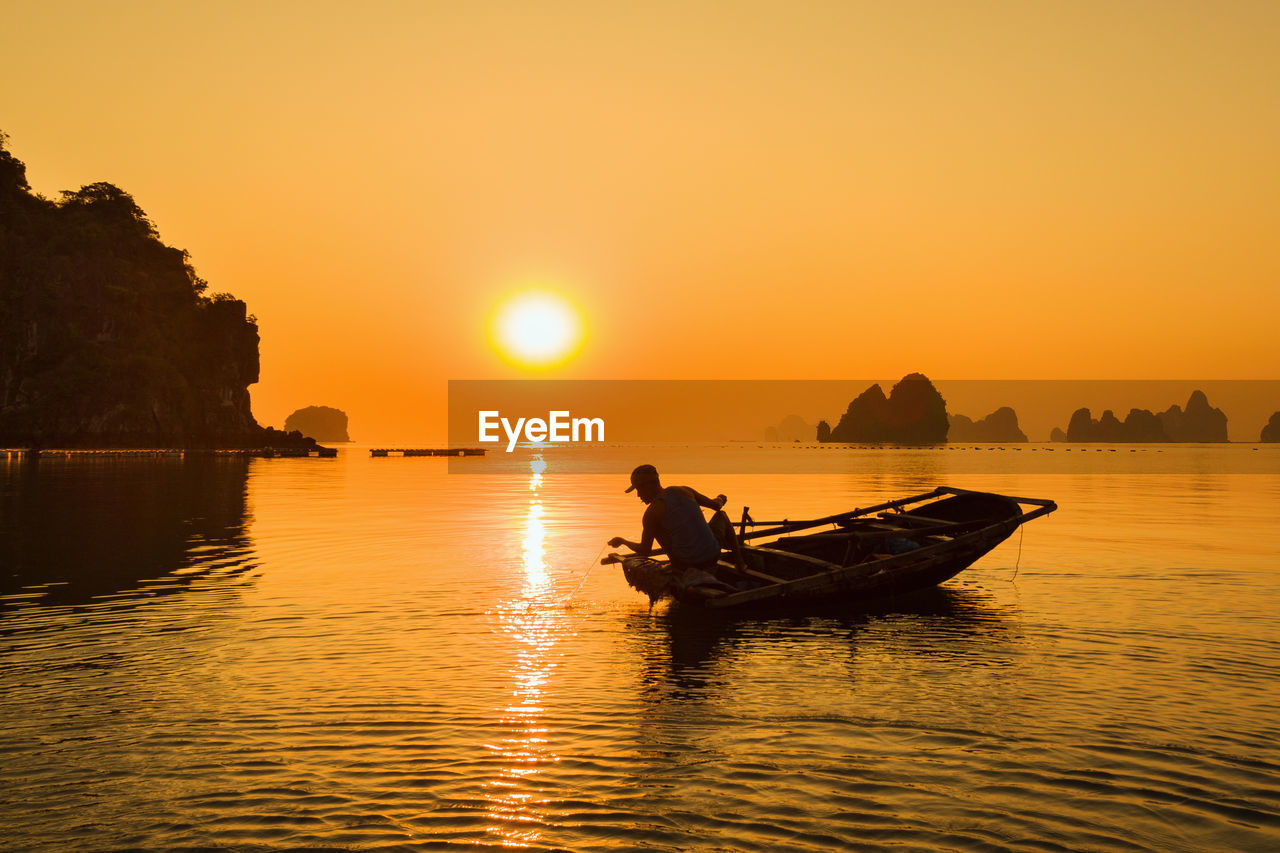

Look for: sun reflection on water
[484,455,563,847]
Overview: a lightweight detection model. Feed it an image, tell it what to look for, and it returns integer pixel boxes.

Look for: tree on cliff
[59,182,161,241]
[0,131,29,193]
[0,132,311,448]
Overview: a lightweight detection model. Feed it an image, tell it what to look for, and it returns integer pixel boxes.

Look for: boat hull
[614,488,1052,612]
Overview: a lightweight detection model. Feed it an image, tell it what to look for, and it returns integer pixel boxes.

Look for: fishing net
[620,557,674,606]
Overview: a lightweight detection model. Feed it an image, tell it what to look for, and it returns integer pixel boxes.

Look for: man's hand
[609,536,646,554]
[714,494,728,510]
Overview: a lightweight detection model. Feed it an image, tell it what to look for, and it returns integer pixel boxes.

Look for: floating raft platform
[247,447,338,458]
[2,447,337,459]
[370,448,487,457]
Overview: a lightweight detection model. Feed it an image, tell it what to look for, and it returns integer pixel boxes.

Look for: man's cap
[624,464,660,493]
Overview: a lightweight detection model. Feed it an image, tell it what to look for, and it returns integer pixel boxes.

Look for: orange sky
[3,1,1278,441]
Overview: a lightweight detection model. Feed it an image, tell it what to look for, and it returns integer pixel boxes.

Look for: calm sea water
[2,446,1279,852]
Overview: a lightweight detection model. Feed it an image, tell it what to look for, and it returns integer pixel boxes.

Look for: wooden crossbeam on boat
[717,560,787,586]
[876,512,956,526]
[737,488,949,541]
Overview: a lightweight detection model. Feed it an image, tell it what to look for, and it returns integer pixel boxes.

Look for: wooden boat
[604,486,1056,611]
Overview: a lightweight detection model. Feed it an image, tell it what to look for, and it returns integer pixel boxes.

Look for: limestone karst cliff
[948,407,1028,443]
[822,374,949,444]
[1262,412,1280,443]
[764,414,814,442]
[0,134,313,449]
[1059,391,1229,442]
[284,406,351,442]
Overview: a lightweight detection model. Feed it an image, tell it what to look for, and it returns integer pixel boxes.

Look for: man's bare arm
[608,503,661,556]
[688,488,728,510]
[608,531,655,555]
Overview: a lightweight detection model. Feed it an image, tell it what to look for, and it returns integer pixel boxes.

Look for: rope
[1011,524,1024,581]
[559,543,609,602]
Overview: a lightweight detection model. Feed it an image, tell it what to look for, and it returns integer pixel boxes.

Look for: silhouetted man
[607,464,743,570]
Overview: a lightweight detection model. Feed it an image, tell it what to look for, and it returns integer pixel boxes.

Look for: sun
[489,290,584,369]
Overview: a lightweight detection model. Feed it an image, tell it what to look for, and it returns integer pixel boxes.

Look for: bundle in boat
[621,559,673,606]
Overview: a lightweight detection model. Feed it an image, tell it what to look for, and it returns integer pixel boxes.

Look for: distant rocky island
[0,134,315,450]
[948,407,1028,443]
[1262,413,1280,443]
[764,414,814,442]
[1054,390,1228,442]
[818,373,949,444]
[284,406,350,442]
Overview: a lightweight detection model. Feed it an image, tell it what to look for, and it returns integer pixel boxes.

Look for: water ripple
[2,455,1279,849]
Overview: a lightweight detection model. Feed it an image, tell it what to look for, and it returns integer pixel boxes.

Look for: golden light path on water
[485,455,561,846]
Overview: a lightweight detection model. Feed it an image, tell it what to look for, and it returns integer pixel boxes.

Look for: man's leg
[709,510,745,570]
